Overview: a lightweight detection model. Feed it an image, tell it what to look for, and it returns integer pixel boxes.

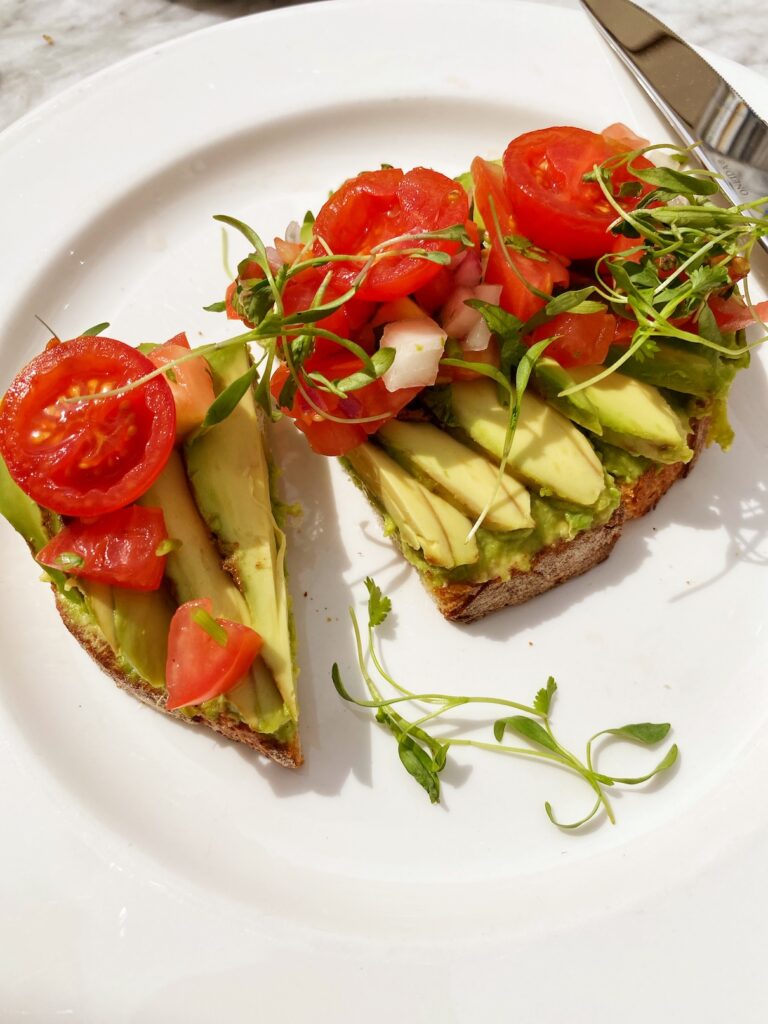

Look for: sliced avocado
[141,450,289,735]
[532,358,603,434]
[564,366,692,464]
[79,581,118,651]
[113,587,175,691]
[0,454,51,554]
[449,380,606,507]
[606,340,734,398]
[377,420,534,533]
[344,442,479,568]
[185,345,298,720]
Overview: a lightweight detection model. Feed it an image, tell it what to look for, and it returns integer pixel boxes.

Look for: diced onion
[454,248,482,287]
[473,283,502,305]
[441,285,477,337]
[464,317,492,352]
[380,318,447,392]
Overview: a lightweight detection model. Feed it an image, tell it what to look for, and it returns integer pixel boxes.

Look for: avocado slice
[449,380,606,507]
[532,358,604,434]
[606,340,737,398]
[184,345,298,720]
[563,366,692,464]
[141,450,290,736]
[344,442,479,568]
[377,420,534,533]
[113,587,175,691]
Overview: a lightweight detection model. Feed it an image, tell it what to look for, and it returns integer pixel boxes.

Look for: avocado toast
[220,124,763,624]
[0,337,301,766]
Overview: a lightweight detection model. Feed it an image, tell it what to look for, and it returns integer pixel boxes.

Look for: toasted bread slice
[0,346,302,767]
[344,416,710,625]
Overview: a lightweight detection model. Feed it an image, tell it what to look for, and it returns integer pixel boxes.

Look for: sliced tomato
[147,332,216,440]
[471,157,569,320]
[0,337,175,517]
[165,598,263,711]
[312,166,469,302]
[502,126,654,260]
[271,354,420,456]
[708,295,768,333]
[37,505,169,591]
[531,311,617,368]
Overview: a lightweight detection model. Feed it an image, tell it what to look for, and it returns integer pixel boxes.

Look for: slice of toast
[53,585,301,766]
[0,346,302,767]
[344,416,710,625]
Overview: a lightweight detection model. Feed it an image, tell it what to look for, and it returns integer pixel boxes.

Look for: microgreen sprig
[332,579,679,829]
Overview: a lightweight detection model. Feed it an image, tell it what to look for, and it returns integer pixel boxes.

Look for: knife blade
[580,0,768,253]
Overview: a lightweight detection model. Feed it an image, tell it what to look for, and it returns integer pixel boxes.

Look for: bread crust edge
[428,416,711,623]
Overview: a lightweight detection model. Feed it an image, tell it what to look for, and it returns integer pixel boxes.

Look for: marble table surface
[1,0,767,133]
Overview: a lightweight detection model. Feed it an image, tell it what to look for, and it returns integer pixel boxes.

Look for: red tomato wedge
[502,126,654,260]
[147,332,216,440]
[37,505,169,591]
[312,167,470,303]
[471,157,569,320]
[271,354,421,456]
[708,295,768,333]
[165,598,263,711]
[531,311,617,368]
[0,336,175,517]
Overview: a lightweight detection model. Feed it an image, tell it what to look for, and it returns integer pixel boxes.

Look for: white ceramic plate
[2,2,767,1018]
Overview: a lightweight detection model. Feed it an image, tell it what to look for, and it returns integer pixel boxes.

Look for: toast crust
[54,591,302,767]
[428,416,711,623]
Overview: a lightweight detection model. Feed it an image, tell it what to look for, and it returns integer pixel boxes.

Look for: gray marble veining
[0,0,766,132]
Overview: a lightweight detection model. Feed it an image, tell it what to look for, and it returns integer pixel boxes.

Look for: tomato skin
[709,295,768,333]
[531,311,617,368]
[147,333,216,440]
[313,167,469,303]
[471,157,569,320]
[165,598,263,711]
[502,126,653,260]
[281,265,376,357]
[0,337,176,517]
[271,356,421,456]
[37,505,169,591]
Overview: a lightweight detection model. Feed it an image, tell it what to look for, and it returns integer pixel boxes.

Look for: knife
[580,0,768,254]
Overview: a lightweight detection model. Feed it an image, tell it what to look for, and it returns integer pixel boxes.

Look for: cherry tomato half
[502,126,654,260]
[165,598,263,711]
[313,167,470,303]
[0,336,176,517]
[471,156,569,321]
[37,505,169,591]
[147,332,216,441]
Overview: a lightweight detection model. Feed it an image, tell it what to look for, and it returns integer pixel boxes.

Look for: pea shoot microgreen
[332,579,679,829]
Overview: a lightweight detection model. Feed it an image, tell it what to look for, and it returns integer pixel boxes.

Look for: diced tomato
[312,166,469,302]
[502,126,654,260]
[0,336,175,517]
[36,505,169,590]
[440,338,501,383]
[601,122,650,151]
[709,295,768,333]
[282,264,376,358]
[471,156,569,320]
[147,332,216,440]
[412,265,456,314]
[165,598,263,711]
[612,316,637,347]
[271,354,421,456]
[531,311,617,368]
